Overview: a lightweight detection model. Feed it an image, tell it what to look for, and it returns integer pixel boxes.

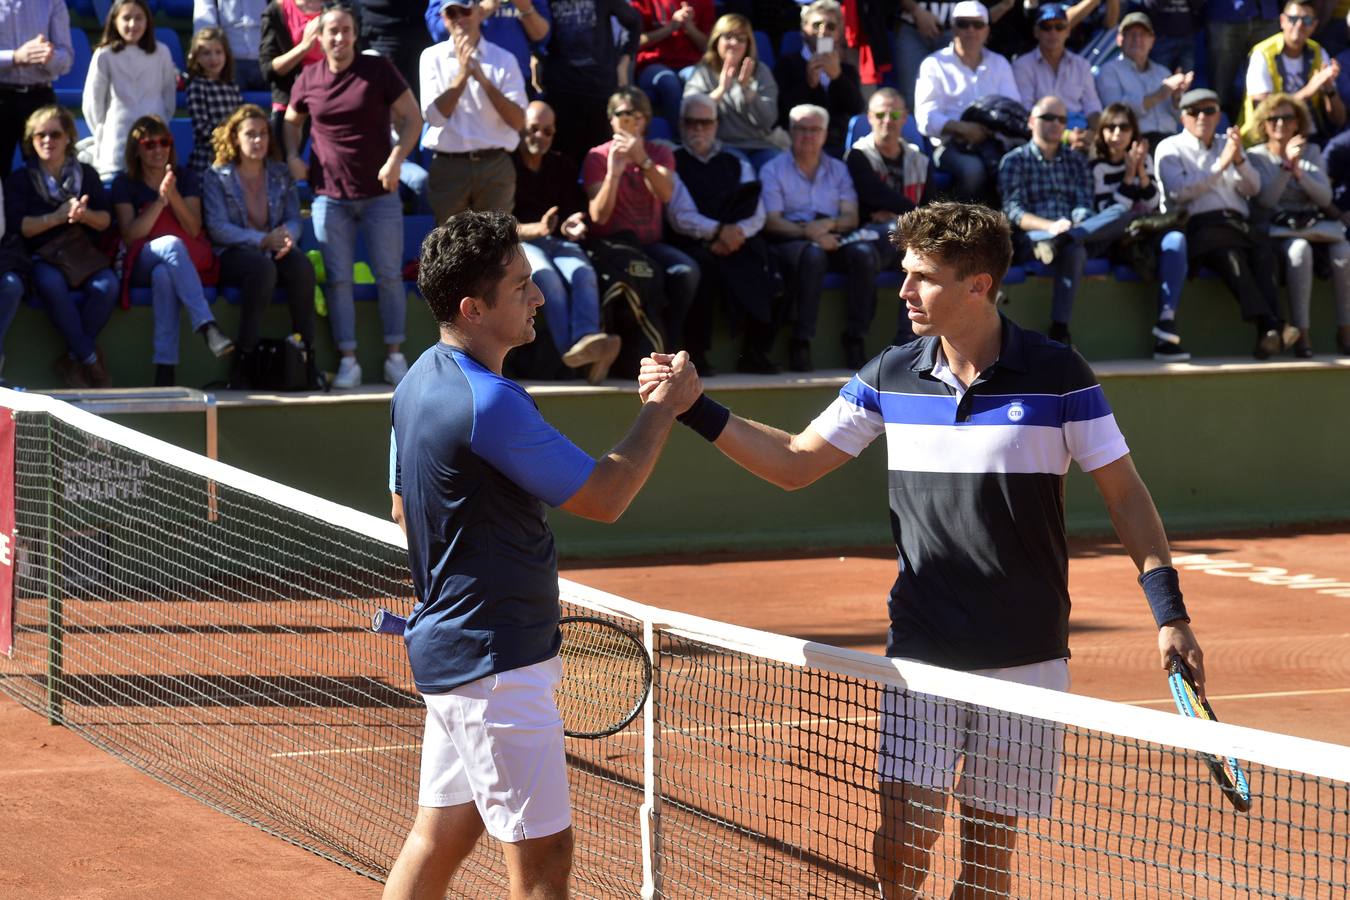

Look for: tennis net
[1,387,1348,898]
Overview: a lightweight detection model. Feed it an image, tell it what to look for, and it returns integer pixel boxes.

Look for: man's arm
[711,418,853,490]
[560,352,701,522]
[391,492,406,535]
[282,106,309,182]
[1089,454,1205,690]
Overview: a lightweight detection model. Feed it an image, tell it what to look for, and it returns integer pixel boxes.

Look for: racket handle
[372,609,408,635]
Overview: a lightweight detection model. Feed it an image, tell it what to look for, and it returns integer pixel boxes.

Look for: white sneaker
[333,356,362,389]
[383,352,408,385]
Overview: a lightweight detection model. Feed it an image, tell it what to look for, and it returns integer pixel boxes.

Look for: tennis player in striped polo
[639,201,1207,898]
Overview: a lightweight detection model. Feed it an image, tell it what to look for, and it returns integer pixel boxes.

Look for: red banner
[0,409,14,657]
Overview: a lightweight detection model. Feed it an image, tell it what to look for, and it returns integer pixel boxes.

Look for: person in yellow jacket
[1241,0,1346,143]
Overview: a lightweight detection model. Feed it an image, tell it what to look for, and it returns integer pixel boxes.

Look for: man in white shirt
[1155,87,1299,358]
[420,0,528,223]
[913,0,1019,201]
[1241,0,1345,141]
[1012,3,1101,144]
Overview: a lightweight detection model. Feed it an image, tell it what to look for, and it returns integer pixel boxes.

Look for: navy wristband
[676,393,730,442]
[1139,565,1189,627]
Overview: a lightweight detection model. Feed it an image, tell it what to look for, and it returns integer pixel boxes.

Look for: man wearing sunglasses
[419,0,528,224]
[774,0,864,157]
[1241,0,1345,141]
[998,95,1121,347]
[1156,87,1300,358]
[913,0,1019,202]
[1012,4,1101,149]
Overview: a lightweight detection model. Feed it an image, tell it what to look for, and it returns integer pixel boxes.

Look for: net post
[205,393,218,522]
[42,414,62,726]
[638,618,661,899]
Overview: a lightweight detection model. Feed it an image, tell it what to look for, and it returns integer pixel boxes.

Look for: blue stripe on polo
[840,375,883,414]
[877,392,1069,428]
[1062,384,1113,422]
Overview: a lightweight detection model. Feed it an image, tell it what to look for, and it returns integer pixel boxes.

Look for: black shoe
[788,339,813,373]
[736,348,780,375]
[1292,335,1314,359]
[1255,328,1282,359]
[1047,321,1071,345]
[842,335,866,371]
[691,351,717,378]
[154,364,176,387]
[1152,340,1191,362]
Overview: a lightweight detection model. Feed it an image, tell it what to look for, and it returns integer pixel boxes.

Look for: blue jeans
[0,271,21,378]
[132,235,215,365]
[523,237,601,355]
[32,260,118,363]
[643,242,700,347]
[893,24,951,109]
[399,158,434,216]
[1028,205,1130,324]
[312,191,406,351]
[1157,230,1187,320]
[637,63,694,135]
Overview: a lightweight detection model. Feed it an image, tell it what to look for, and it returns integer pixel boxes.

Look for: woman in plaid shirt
[186,27,244,173]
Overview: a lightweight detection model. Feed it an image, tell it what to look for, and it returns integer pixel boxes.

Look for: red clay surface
[3,527,1348,898]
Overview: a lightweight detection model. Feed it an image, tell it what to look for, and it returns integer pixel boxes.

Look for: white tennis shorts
[877,658,1070,818]
[418,656,571,842]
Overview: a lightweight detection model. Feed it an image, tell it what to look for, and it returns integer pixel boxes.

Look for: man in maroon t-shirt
[284,2,422,389]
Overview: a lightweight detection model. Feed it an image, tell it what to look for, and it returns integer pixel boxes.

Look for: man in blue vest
[383,210,700,899]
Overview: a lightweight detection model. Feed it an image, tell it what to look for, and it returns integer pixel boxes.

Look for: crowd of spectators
[4,0,1350,391]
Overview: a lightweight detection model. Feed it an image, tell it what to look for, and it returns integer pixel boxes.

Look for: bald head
[522,100,557,157]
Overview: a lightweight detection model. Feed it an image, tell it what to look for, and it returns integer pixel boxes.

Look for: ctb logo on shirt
[1006,400,1026,422]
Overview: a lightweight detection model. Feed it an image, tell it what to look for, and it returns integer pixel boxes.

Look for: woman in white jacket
[83,0,178,180]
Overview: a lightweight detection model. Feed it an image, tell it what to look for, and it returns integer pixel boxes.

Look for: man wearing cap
[999,96,1125,347]
[1241,0,1345,142]
[1012,4,1102,146]
[1156,88,1301,358]
[913,0,1020,202]
[426,0,551,99]
[419,0,528,223]
[0,0,72,179]
[1097,12,1191,148]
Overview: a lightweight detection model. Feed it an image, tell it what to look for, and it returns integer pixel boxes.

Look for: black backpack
[250,335,325,391]
[584,233,667,379]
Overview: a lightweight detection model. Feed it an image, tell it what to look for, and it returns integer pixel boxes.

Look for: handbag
[34,226,110,288]
[1267,210,1347,244]
[1125,208,1189,241]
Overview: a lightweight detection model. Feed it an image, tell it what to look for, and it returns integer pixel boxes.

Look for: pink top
[581,139,676,245]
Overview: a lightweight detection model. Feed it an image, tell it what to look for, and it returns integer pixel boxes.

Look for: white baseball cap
[951,1,990,21]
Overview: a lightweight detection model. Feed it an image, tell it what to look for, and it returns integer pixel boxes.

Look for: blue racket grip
[372,608,408,635]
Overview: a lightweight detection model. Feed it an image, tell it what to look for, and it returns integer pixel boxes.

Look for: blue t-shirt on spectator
[109,167,202,211]
[390,342,595,693]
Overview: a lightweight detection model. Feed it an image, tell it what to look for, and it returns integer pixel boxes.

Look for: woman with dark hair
[112,115,233,386]
[258,0,326,138]
[683,13,783,169]
[83,0,178,178]
[1091,101,1190,361]
[203,103,315,386]
[1248,92,1350,357]
[2,106,117,388]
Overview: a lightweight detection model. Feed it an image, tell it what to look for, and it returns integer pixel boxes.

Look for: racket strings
[558,618,651,737]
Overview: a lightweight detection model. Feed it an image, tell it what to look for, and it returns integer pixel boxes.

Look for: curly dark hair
[417,211,521,326]
[892,201,1013,300]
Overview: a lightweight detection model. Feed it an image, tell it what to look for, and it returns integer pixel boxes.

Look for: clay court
[2,525,1349,898]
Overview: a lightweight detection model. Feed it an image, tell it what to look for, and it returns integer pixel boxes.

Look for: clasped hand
[637,350,702,413]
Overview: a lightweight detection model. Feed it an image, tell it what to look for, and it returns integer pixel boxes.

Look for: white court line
[270,743,418,759]
[1120,686,1350,707]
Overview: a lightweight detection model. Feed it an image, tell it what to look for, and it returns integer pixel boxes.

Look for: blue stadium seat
[168,118,194,168]
[54,29,93,107]
[845,113,869,148]
[155,27,186,71]
[67,0,98,16]
[646,117,673,142]
[403,215,436,264]
[240,90,272,110]
[754,31,775,70]
[779,31,803,60]
[156,0,195,19]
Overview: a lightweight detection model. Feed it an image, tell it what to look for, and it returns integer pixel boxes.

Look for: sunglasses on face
[1038,21,1068,31]
[808,20,839,32]
[445,5,474,19]
[139,136,173,150]
[720,32,747,43]
[33,130,66,141]
[1101,121,1132,133]
[1283,13,1316,25]
[613,108,644,119]
[681,117,717,128]
[953,18,987,29]
[526,125,555,135]
[1037,113,1067,124]
[1183,105,1220,117]
[871,110,905,121]
[1265,112,1298,124]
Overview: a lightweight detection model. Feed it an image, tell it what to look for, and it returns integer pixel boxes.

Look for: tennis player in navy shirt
[640,201,1206,899]
[383,211,700,898]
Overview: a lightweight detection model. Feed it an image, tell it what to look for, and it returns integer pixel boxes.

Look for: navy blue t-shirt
[390,343,595,693]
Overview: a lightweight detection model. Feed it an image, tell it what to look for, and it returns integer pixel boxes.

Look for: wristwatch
[639,157,654,171]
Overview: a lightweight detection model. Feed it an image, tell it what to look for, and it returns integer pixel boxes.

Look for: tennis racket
[1167,653,1252,812]
[370,609,652,739]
